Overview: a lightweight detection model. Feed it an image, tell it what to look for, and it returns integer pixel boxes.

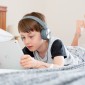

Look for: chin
[27,46,37,52]
[28,48,36,52]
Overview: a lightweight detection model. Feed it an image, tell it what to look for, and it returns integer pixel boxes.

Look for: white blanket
[0,46,85,85]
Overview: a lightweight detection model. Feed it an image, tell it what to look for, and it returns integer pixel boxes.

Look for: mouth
[26,46,35,51]
[27,46,33,49]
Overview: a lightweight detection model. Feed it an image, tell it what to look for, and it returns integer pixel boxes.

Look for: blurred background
[0,0,85,46]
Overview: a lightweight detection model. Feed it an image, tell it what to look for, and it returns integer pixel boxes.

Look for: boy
[18,12,74,69]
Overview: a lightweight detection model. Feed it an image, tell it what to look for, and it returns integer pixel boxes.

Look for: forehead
[20,31,39,36]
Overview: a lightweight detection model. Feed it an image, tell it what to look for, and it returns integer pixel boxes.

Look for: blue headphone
[22,16,51,40]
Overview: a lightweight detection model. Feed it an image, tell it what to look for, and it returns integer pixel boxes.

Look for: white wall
[0,0,85,45]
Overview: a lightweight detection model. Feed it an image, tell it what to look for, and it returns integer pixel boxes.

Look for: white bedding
[0,46,85,85]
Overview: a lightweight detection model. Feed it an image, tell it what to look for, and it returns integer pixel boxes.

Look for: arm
[37,39,66,68]
[20,55,64,69]
[35,55,64,68]
[20,39,65,69]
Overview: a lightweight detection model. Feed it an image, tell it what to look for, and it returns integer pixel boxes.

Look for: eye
[29,36,34,38]
[21,37,25,40]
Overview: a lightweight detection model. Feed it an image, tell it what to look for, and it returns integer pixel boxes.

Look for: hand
[76,20,85,38]
[20,55,37,69]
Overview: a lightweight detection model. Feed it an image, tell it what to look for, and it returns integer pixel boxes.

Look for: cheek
[23,41,26,45]
[33,37,42,44]
[33,37,42,46]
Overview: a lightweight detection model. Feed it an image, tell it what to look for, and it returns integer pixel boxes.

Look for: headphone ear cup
[41,29,51,40]
[22,16,51,40]
[41,29,48,40]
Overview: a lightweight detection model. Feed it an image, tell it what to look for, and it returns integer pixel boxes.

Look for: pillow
[0,28,14,42]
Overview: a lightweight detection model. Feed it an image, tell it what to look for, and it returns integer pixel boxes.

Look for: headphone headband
[22,16,47,29]
[22,15,51,40]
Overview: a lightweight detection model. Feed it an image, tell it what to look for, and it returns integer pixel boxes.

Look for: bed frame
[0,6,7,30]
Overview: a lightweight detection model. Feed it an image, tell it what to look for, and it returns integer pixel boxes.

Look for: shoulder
[51,39,67,59]
[51,39,64,48]
[51,39,64,52]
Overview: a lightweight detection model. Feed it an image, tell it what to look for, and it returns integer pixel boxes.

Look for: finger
[20,59,28,64]
[21,63,31,69]
[23,64,32,69]
[21,62,32,68]
[21,55,31,59]
[20,56,35,65]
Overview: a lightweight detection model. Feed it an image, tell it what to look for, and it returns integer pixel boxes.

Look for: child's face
[20,31,43,51]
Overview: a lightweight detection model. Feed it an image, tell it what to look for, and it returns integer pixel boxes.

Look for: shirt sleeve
[51,39,67,59]
[22,47,34,57]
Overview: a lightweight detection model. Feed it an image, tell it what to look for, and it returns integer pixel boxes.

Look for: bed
[0,46,85,85]
[0,6,85,85]
[0,6,7,30]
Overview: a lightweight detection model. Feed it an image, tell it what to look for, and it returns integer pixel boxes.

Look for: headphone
[22,16,51,40]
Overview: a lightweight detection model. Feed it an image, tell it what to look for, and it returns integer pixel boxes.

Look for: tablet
[0,40,23,69]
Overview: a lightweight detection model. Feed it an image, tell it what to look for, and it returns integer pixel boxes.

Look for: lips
[27,46,33,49]
[26,46,35,51]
